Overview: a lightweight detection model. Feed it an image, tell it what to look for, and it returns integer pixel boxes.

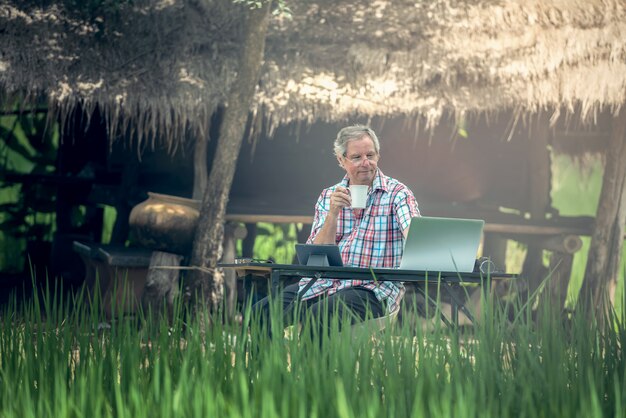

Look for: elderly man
[254,125,420,336]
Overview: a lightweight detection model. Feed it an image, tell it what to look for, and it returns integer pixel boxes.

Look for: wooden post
[142,251,184,322]
[580,110,626,318]
[111,154,140,244]
[482,232,508,301]
[543,234,583,310]
[522,112,552,295]
[241,223,257,258]
[482,232,507,273]
[548,252,574,310]
[222,222,247,320]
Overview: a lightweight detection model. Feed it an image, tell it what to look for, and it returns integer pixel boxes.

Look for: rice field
[0,281,624,418]
[1,142,624,417]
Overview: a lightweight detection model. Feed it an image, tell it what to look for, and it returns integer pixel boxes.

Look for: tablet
[295,244,344,267]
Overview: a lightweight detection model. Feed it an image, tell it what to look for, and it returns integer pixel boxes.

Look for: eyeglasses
[344,153,379,166]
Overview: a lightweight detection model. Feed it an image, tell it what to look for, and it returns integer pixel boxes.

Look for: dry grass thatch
[1,0,625,147]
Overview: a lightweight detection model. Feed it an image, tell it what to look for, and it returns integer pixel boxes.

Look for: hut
[1,0,625,311]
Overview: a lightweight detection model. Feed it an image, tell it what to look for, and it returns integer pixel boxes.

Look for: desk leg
[442,284,475,325]
[296,275,318,300]
[414,285,454,328]
[243,273,254,304]
[451,301,459,326]
[283,275,318,313]
[271,270,281,298]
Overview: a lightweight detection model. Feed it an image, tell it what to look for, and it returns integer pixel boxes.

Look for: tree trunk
[187,1,273,311]
[192,134,208,200]
[580,110,626,319]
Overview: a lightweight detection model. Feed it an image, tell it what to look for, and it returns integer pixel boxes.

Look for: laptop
[399,216,484,273]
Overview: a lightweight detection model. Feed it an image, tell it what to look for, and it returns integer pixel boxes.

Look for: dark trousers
[252,283,384,338]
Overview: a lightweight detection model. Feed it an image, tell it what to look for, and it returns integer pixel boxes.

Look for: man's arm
[313,214,338,244]
[394,188,420,241]
[311,186,351,244]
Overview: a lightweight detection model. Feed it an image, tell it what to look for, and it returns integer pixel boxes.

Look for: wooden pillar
[111,154,140,245]
[522,112,552,294]
[482,232,507,272]
[241,223,257,258]
[482,232,509,303]
[297,223,311,243]
[545,234,583,310]
[580,110,626,317]
[548,252,574,309]
[222,222,247,320]
[294,223,312,263]
[141,251,183,322]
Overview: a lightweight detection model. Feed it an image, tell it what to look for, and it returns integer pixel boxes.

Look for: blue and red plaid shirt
[299,169,420,313]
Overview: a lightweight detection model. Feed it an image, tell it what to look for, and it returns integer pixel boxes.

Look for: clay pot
[128,192,201,254]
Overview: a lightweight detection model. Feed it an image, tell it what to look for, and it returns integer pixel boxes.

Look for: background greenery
[0,110,58,273]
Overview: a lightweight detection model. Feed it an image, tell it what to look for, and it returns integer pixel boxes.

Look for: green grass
[0,281,624,418]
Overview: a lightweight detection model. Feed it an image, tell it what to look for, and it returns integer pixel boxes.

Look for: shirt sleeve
[306,189,331,244]
[394,187,420,232]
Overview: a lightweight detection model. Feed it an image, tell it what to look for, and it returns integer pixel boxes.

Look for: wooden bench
[72,241,153,317]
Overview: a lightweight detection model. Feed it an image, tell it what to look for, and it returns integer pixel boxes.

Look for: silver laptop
[399,216,484,273]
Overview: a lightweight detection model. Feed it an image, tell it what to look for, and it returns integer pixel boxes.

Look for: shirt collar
[340,168,389,192]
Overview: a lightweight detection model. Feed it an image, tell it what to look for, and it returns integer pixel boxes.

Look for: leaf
[0,201,24,214]
[256,226,272,236]
[0,126,34,161]
[0,218,28,232]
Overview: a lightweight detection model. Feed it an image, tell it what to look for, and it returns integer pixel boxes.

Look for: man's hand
[329,186,351,216]
[313,186,350,245]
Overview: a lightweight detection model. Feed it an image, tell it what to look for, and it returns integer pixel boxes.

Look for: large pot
[128,192,201,254]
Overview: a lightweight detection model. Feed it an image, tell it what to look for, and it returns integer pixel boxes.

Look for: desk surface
[219,262,517,283]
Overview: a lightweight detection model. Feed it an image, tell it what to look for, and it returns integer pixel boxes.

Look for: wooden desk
[220,262,517,326]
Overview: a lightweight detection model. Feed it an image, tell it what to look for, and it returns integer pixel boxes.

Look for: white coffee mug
[349,185,368,209]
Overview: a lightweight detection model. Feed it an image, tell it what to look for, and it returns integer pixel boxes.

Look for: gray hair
[333,125,380,158]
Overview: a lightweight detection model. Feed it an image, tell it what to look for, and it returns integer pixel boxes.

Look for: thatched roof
[1,0,625,146]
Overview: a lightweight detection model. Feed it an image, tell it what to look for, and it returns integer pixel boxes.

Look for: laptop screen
[399,216,484,273]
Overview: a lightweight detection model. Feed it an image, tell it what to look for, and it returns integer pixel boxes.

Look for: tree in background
[187,0,274,315]
[580,110,626,322]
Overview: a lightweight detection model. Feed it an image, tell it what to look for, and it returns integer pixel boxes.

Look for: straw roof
[1,0,625,147]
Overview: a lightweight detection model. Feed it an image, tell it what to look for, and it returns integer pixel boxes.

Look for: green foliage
[551,155,603,217]
[0,109,58,272]
[100,205,118,245]
[243,222,301,264]
[0,282,624,417]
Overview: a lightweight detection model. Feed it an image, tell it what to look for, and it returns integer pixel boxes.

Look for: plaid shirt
[299,169,420,313]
